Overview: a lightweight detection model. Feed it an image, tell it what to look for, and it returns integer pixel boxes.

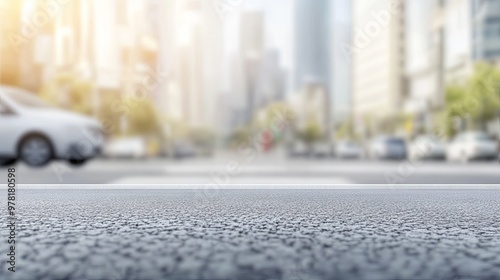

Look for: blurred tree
[467,63,500,129]
[440,84,466,137]
[254,101,296,145]
[124,97,161,136]
[98,91,122,136]
[39,73,93,116]
[167,119,191,140]
[298,118,323,149]
[229,125,252,149]
[441,63,500,137]
[263,102,295,125]
[335,118,355,140]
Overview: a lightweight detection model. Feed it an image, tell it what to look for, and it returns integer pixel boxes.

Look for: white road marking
[12,184,500,190]
[109,176,355,185]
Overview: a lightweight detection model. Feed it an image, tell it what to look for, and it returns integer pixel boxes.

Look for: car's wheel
[19,135,53,167]
[0,158,17,167]
[68,158,88,167]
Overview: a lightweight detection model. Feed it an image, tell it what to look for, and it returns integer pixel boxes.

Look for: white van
[0,86,102,167]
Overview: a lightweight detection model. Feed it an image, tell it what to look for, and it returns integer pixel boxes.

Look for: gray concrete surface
[1,189,500,279]
[1,157,500,184]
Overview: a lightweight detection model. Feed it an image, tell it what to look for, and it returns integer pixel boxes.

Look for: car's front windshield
[3,89,52,109]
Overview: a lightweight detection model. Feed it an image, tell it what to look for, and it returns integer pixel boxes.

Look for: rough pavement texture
[1,190,500,280]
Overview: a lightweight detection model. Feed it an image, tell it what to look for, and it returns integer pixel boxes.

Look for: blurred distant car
[368,136,407,160]
[0,86,102,167]
[409,135,446,161]
[172,142,197,159]
[498,141,500,162]
[312,141,332,158]
[287,141,309,157]
[447,132,498,162]
[103,137,147,159]
[335,141,363,159]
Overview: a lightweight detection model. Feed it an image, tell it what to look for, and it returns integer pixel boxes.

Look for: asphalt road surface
[2,157,500,185]
[1,189,500,280]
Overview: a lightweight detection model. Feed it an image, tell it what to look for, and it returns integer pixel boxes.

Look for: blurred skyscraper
[240,11,264,123]
[404,0,443,132]
[443,0,474,80]
[256,50,286,106]
[202,0,225,131]
[472,0,500,61]
[147,0,174,113]
[176,1,204,126]
[161,0,225,129]
[294,0,332,91]
[0,0,23,86]
[293,0,333,142]
[332,0,352,125]
[436,0,500,80]
[352,0,406,134]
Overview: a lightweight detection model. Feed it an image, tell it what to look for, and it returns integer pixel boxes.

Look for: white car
[287,141,309,157]
[335,141,363,159]
[172,141,198,159]
[0,86,102,167]
[447,132,498,162]
[409,135,446,161]
[368,136,407,160]
[312,141,332,158]
[103,137,147,159]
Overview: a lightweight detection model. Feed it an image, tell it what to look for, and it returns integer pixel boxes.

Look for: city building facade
[352,0,406,134]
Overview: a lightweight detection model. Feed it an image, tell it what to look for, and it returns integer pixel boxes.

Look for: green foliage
[229,126,252,148]
[123,97,161,136]
[335,118,355,140]
[98,93,162,137]
[39,73,93,115]
[440,63,500,137]
[255,101,296,144]
[298,119,323,145]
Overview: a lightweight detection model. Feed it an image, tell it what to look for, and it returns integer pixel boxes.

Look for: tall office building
[225,53,248,132]
[177,1,204,126]
[0,0,24,86]
[472,0,500,61]
[202,0,225,130]
[436,0,500,80]
[352,0,406,129]
[90,0,122,91]
[294,0,332,91]
[404,0,444,132]
[240,12,264,58]
[170,0,225,127]
[442,0,473,80]
[256,50,286,106]
[147,0,179,120]
[332,0,352,124]
[293,0,333,140]
[240,11,265,123]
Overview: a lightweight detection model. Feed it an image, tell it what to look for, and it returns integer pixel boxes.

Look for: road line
[9,184,500,190]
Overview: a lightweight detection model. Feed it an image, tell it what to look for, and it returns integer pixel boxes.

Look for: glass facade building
[472,0,500,60]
